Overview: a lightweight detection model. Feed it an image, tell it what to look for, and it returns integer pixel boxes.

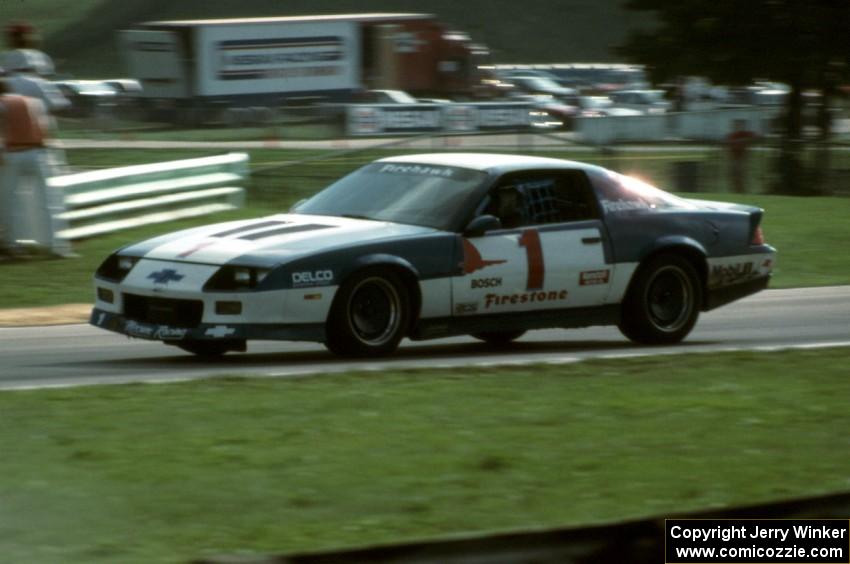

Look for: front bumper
[90,308,325,343]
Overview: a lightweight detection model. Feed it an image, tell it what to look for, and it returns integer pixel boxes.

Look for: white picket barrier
[51,152,248,239]
[574,107,777,144]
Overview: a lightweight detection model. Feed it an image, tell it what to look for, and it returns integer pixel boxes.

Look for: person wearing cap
[0,78,71,257]
[2,22,55,78]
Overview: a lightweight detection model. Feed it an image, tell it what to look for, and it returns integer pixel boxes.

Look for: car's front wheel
[618,254,702,345]
[325,268,410,356]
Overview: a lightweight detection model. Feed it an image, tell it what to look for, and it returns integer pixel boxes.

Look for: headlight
[204,266,270,291]
[95,254,139,282]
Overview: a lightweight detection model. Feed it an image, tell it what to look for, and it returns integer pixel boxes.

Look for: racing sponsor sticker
[291,270,334,287]
[124,320,187,340]
[454,302,478,315]
[579,269,610,286]
[378,163,455,177]
[600,199,652,213]
[709,261,757,287]
[470,277,502,289]
[484,289,568,309]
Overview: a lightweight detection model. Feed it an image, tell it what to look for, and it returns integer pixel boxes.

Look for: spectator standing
[725,119,758,193]
[0,79,71,257]
[2,22,55,78]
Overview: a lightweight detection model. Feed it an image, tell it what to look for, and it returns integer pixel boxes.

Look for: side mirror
[464,214,502,236]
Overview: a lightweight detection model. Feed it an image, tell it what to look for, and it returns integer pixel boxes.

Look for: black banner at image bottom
[666,519,849,563]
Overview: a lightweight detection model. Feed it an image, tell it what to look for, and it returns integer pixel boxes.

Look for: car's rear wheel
[472,330,526,346]
[325,268,410,356]
[618,254,702,345]
[176,339,245,357]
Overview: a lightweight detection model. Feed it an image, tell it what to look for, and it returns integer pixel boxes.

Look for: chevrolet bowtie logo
[147,269,185,284]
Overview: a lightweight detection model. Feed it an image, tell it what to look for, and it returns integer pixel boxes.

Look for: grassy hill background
[2,0,651,78]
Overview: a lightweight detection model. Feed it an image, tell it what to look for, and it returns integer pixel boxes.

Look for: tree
[619,0,850,194]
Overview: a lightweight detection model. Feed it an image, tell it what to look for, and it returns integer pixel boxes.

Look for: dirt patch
[0,304,91,327]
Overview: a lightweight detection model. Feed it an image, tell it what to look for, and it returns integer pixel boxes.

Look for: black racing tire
[618,254,702,345]
[176,339,243,357]
[325,268,410,357]
[472,330,526,346]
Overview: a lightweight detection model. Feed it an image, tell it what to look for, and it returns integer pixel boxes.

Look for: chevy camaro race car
[91,153,776,356]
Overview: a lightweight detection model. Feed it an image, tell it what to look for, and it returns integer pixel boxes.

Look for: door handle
[582,236,602,244]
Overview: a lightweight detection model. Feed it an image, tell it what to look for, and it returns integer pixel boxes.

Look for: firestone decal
[485,289,568,309]
[292,270,334,287]
[579,269,610,286]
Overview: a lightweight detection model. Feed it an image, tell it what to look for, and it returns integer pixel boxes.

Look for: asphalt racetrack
[1,286,848,390]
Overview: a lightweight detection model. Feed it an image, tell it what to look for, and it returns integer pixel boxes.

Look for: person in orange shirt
[0,78,71,257]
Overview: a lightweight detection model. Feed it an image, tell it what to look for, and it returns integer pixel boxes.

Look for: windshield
[294,162,488,230]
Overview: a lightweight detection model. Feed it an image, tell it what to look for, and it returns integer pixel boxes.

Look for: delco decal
[580,270,610,286]
[471,277,502,289]
[292,270,334,287]
[485,289,568,309]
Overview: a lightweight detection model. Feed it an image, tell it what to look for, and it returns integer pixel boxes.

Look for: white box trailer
[120,13,490,124]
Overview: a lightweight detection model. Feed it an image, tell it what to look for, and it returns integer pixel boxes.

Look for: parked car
[563,95,643,117]
[358,89,420,104]
[506,76,577,99]
[52,80,118,118]
[609,89,672,114]
[90,153,776,357]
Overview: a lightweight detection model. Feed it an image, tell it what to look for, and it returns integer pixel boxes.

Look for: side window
[483,170,599,228]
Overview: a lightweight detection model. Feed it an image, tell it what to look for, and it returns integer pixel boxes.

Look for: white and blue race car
[91,153,776,356]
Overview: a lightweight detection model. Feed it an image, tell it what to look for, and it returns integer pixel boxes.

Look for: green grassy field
[1,348,848,563]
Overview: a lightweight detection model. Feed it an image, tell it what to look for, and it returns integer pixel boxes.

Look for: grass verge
[1,348,849,563]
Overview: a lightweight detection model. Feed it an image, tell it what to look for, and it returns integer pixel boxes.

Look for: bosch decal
[471,277,502,289]
[485,289,568,309]
[292,270,334,287]
[580,270,610,286]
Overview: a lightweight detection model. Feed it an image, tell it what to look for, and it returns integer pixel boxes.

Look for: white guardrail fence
[51,152,248,240]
